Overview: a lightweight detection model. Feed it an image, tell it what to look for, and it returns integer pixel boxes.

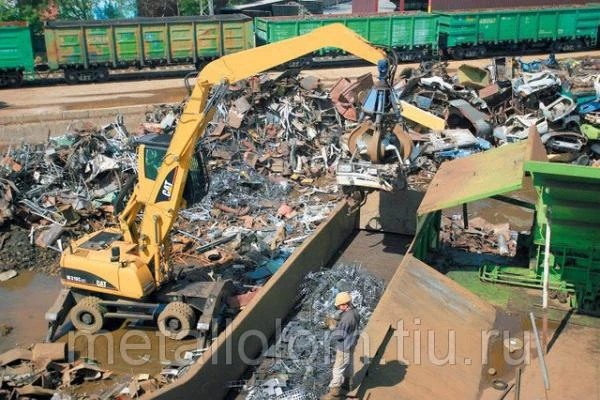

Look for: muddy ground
[0,225,58,274]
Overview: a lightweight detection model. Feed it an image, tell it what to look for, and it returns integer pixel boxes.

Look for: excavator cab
[136,134,210,205]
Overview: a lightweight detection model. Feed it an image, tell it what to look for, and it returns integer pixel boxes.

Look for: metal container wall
[437,4,600,47]
[0,22,35,76]
[85,26,114,65]
[431,0,588,10]
[221,18,254,54]
[141,24,167,61]
[44,15,253,70]
[255,12,439,51]
[169,23,194,61]
[44,26,84,69]
[114,25,139,62]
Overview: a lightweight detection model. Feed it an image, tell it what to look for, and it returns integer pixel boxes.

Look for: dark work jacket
[332,306,360,352]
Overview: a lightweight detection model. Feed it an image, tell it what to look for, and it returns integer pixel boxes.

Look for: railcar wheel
[452,47,465,60]
[96,67,109,82]
[64,69,79,84]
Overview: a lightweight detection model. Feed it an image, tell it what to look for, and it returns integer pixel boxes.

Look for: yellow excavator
[45,24,394,342]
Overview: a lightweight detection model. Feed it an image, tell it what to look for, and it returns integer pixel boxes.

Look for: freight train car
[0,22,35,86]
[44,14,253,83]
[2,4,600,88]
[437,4,600,59]
[255,12,439,62]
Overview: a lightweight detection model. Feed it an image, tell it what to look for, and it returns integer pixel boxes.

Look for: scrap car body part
[540,131,587,153]
[540,95,577,123]
[448,99,493,139]
[493,114,548,144]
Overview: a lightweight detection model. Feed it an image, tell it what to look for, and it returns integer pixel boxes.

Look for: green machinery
[480,162,600,314]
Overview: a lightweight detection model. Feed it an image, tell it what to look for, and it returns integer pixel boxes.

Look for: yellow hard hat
[335,291,352,307]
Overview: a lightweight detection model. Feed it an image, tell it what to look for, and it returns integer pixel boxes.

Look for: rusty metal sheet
[457,64,490,89]
[417,128,547,216]
[350,253,496,399]
[478,83,499,99]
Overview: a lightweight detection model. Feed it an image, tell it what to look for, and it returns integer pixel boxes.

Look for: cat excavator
[44,24,399,343]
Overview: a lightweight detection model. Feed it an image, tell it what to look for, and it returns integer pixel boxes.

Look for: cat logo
[155,167,178,203]
[162,180,173,198]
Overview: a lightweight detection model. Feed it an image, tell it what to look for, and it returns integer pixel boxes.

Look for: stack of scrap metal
[0,343,112,399]
[238,263,384,399]
[394,56,600,173]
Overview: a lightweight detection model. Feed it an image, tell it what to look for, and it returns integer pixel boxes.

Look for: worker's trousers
[328,348,354,388]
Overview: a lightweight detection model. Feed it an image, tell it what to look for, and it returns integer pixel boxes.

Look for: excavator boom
[118,23,387,279]
[48,24,388,342]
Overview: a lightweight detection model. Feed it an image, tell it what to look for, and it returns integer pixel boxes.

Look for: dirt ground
[1,50,598,118]
[0,226,58,274]
[0,271,59,353]
[517,323,600,400]
[0,79,187,116]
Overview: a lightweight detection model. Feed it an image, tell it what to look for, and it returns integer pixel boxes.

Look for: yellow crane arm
[118,23,386,278]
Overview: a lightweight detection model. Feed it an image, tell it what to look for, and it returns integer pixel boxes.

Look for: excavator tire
[158,302,196,340]
[70,296,106,334]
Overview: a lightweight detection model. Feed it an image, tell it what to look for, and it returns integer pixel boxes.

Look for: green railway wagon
[0,22,35,87]
[255,12,439,61]
[437,4,600,59]
[44,14,253,84]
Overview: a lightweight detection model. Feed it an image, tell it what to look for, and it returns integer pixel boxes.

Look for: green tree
[179,0,216,15]
[0,0,18,20]
[57,0,93,19]
[94,0,136,19]
[0,0,47,34]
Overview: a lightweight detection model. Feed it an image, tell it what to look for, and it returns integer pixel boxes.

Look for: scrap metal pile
[0,343,113,399]
[439,215,518,257]
[1,56,598,277]
[168,70,352,280]
[0,118,136,273]
[427,214,529,277]
[235,263,384,400]
[0,71,348,277]
[394,56,600,191]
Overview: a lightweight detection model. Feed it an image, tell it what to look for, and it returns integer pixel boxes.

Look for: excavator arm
[46,24,389,341]
[118,24,388,285]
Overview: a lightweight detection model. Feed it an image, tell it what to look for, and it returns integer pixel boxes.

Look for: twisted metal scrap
[243,263,384,399]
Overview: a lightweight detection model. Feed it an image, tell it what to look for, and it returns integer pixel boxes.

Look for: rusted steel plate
[417,128,547,215]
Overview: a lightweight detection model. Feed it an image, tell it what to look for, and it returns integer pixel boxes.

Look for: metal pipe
[542,212,551,351]
[514,367,521,400]
[529,312,550,390]
[542,214,551,309]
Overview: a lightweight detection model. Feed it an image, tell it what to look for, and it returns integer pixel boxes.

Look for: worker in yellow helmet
[322,291,360,400]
